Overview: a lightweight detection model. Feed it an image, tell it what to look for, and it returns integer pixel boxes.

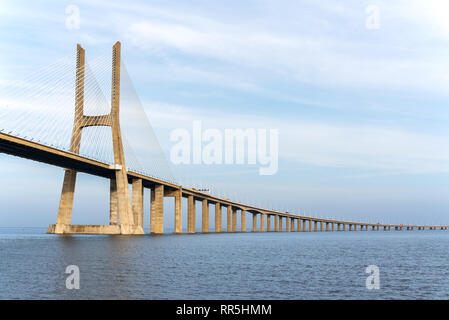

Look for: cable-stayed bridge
[0,42,446,234]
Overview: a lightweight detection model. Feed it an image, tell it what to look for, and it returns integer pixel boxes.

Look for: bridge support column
[314,221,318,232]
[331,223,335,231]
[215,203,222,232]
[302,219,307,232]
[150,184,164,234]
[232,207,237,232]
[309,220,313,232]
[252,213,257,232]
[202,199,209,233]
[290,218,295,232]
[320,221,324,232]
[326,222,329,232]
[279,216,283,231]
[227,206,232,232]
[343,224,346,231]
[267,214,271,231]
[132,178,143,228]
[54,170,77,233]
[261,214,265,232]
[174,189,182,233]
[109,177,119,225]
[241,209,246,232]
[275,215,279,232]
[286,217,290,232]
[188,195,195,233]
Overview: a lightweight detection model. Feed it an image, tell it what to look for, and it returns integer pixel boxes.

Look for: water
[0,227,448,299]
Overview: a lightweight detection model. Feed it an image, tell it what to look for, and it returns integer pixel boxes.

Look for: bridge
[0,42,446,235]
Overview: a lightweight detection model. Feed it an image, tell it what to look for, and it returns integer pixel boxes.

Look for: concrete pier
[215,203,222,232]
[131,178,143,229]
[241,209,246,232]
[232,207,237,232]
[174,189,182,233]
[202,199,209,233]
[227,205,232,232]
[150,185,164,234]
[188,195,195,233]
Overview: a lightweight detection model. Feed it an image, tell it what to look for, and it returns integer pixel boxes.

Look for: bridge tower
[49,42,143,235]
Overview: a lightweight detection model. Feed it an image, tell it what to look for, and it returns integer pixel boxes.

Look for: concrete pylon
[202,199,209,233]
[188,195,195,233]
[150,185,164,234]
[241,209,246,232]
[132,179,143,228]
[227,206,232,232]
[215,203,222,232]
[50,42,143,235]
[53,44,85,234]
[174,188,182,233]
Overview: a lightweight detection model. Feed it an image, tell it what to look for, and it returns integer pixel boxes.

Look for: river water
[0,227,448,299]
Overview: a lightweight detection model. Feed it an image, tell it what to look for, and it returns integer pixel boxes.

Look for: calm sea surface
[0,227,448,299]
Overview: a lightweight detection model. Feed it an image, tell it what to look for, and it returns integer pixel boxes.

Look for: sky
[0,0,448,228]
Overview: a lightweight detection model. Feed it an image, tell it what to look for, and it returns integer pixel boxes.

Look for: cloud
[118,0,449,96]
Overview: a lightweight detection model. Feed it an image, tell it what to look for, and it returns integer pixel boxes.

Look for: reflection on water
[0,227,449,299]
